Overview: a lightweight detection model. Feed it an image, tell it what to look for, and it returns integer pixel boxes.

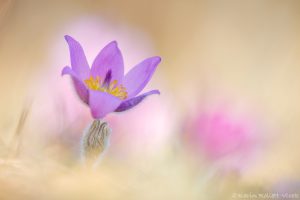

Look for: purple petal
[122,56,161,98]
[65,35,90,80]
[89,90,122,119]
[91,41,124,83]
[62,66,89,104]
[115,90,160,112]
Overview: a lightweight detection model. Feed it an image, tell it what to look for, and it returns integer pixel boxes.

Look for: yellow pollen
[84,76,128,100]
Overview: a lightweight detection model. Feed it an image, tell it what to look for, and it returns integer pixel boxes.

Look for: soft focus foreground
[1,0,300,199]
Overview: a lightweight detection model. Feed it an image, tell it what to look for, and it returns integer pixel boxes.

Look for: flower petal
[65,35,90,80]
[89,90,122,119]
[122,56,161,98]
[91,41,124,83]
[62,66,89,104]
[115,90,160,112]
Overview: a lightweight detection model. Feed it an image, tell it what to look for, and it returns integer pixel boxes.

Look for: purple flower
[61,35,161,119]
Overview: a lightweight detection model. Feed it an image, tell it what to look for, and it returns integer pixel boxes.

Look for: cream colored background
[0,0,300,198]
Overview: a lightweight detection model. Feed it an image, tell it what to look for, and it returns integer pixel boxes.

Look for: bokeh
[1,0,300,199]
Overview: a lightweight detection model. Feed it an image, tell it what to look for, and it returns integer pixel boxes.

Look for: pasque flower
[62,35,161,119]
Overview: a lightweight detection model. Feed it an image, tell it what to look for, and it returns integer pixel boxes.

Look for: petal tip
[64,35,71,41]
[114,89,160,112]
[108,40,118,47]
[61,66,70,76]
[155,56,162,62]
[64,35,78,44]
[146,56,161,68]
[150,89,160,96]
[151,56,162,64]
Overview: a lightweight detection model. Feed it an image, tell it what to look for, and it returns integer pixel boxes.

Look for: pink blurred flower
[185,105,262,171]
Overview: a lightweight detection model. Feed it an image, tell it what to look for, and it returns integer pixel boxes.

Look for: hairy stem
[80,120,111,166]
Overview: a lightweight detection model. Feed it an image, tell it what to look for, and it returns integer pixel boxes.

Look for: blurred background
[0,0,300,199]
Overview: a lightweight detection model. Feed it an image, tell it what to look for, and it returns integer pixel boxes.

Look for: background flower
[184,100,264,172]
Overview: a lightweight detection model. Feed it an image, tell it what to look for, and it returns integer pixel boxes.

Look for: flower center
[84,74,127,100]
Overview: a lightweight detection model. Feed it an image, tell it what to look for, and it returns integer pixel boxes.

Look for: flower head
[62,35,161,119]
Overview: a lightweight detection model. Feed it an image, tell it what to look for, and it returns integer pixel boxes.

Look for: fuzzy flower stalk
[81,120,111,165]
[62,35,161,164]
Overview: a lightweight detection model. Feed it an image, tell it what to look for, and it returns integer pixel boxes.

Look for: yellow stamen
[84,75,128,100]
